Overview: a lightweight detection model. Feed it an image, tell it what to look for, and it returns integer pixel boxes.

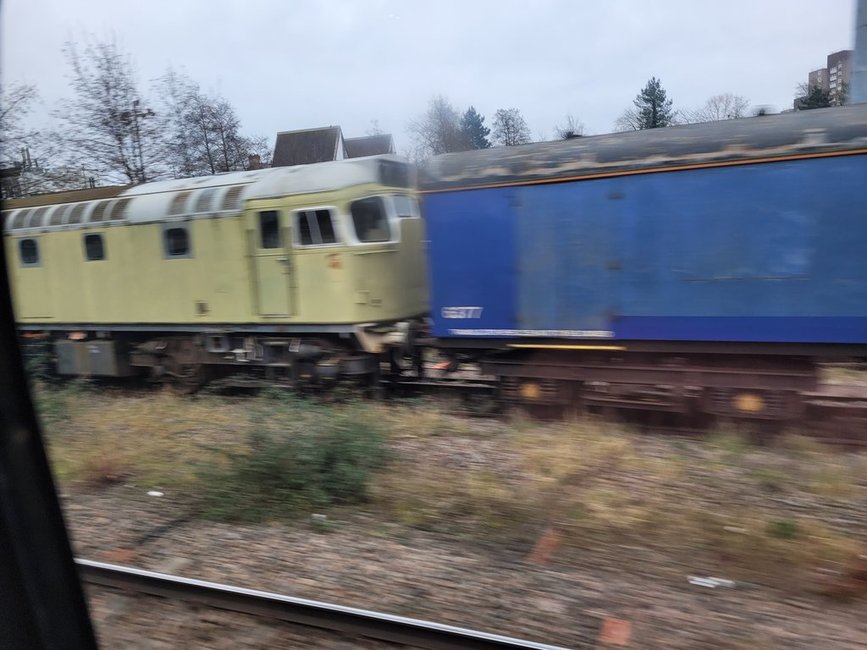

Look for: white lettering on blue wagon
[448,328,615,338]
[441,306,484,319]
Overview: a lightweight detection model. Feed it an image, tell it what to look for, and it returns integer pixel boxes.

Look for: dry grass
[38,385,247,488]
[36,385,867,591]
[373,413,866,590]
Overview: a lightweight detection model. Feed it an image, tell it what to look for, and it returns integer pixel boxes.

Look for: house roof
[344,134,395,158]
[272,126,343,167]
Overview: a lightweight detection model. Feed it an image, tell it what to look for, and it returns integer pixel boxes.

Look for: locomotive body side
[3,156,428,384]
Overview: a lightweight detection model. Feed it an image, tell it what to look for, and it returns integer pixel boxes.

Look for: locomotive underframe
[37,323,422,390]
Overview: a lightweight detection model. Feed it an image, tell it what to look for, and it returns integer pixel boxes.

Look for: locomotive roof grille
[68,203,88,224]
[49,204,71,226]
[90,200,112,222]
[193,188,216,213]
[11,209,30,230]
[169,191,191,216]
[221,186,244,211]
[110,197,131,220]
[28,206,50,229]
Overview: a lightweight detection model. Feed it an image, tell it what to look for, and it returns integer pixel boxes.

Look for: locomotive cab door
[250,210,294,317]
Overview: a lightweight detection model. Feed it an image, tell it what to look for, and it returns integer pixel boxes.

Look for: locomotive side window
[259,211,281,248]
[351,196,391,242]
[20,238,40,266]
[295,209,338,246]
[164,226,191,258]
[84,233,105,261]
[392,194,419,219]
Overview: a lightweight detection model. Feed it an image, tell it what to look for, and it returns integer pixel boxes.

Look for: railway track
[78,559,574,650]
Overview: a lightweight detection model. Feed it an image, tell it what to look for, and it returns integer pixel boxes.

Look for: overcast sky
[0,0,857,154]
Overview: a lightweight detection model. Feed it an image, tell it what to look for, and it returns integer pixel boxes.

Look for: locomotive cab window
[295,209,338,247]
[259,211,281,249]
[351,197,391,243]
[19,238,40,266]
[84,233,105,261]
[164,226,191,258]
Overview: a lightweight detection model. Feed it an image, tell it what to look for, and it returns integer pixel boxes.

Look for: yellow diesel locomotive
[3,155,428,387]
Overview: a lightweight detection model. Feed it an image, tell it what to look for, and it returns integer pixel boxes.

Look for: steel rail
[77,559,572,650]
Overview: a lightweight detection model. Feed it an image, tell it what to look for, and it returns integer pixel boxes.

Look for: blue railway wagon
[421,105,867,417]
[420,105,867,417]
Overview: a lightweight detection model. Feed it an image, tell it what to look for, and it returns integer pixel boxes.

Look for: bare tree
[0,85,102,197]
[554,114,586,139]
[366,119,384,136]
[154,69,199,178]
[407,95,466,159]
[682,93,750,123]
[245,134,273,168]
[0,83,39,164]
[155,69,269,177]
[492,108,531,146]
[53,37,163,184]
[614,108,642,132]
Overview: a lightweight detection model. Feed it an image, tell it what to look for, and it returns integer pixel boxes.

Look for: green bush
[199,402,389,522]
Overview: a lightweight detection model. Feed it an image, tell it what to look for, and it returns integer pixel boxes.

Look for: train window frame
[163,224,193,259]
[258,211,281,249]
[391,194,420,219]
[83,233,106,261]
[292,207,341,248]
[19,238,41,267]
[350,195,394,244]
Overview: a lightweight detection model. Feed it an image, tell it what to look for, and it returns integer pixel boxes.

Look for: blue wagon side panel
[424,189,517,337]
[424,153,867,344]
[514,183,616,332]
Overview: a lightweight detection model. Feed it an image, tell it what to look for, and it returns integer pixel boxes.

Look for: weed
[767,518,800,540]
[198,405,389,522]
[706,427,751,458]
[22,337,54,384]
[751,468,787,494]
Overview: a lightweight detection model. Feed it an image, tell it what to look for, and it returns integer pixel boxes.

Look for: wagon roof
[419,104,867,191]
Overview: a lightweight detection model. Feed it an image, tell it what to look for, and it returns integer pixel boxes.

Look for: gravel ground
[85,584,403,649]
[64,479,867,650]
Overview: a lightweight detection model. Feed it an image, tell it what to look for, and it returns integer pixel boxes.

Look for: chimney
[248,154,261,170]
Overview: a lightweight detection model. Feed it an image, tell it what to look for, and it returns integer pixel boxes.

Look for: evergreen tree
[460,106,491,149]
[635,77,675,128]
[616,77,675,130]
[796,84,832,110]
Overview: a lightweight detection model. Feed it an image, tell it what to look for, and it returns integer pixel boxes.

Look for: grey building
[805,50,853,105]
